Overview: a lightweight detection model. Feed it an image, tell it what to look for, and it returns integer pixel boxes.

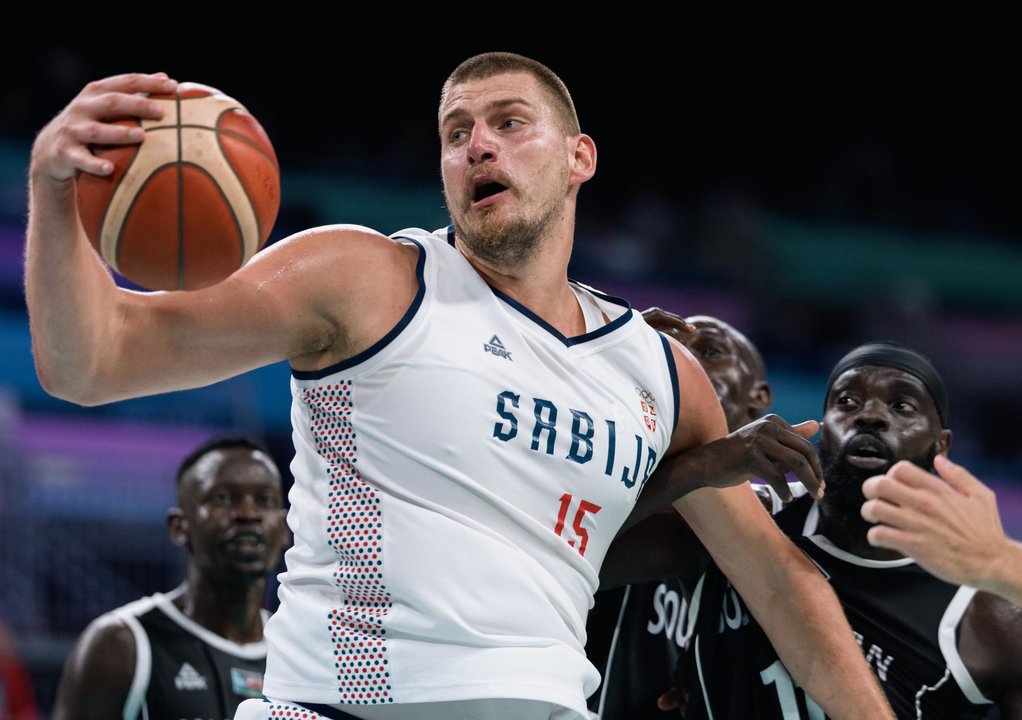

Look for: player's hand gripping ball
[76,82,280,291]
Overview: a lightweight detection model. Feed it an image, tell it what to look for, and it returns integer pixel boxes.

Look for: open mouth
[472,178,508,203]
[844,434,891,470]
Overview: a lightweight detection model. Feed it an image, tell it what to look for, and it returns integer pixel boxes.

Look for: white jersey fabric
[262,226,679,720]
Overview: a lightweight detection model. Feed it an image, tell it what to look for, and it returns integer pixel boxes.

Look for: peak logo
[484,335,513,361]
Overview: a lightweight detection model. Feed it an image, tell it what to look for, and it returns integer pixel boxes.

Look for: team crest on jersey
[636,387,657,431]
[484,334,513,361]
[230,667,264,698]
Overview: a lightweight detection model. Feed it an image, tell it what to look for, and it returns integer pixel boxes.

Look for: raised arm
[862,456,1022,606]
[664,338,894,720]
[50,615,137,720]
[25,72,418,406]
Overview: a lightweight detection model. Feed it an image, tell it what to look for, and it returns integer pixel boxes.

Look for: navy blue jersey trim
[490,284,633,347]
[659,332,681,433]
[291,238,427,380]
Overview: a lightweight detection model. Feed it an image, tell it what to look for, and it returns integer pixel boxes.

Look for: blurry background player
[586,309,819,719]
[50,435,288,720]
[677,341,1022,719]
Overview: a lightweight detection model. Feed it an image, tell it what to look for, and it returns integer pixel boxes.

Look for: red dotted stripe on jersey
[305,382,393,704]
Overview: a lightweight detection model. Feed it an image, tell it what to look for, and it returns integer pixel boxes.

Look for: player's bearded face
[445,122,576,265]
[819,434,939,518]
[450,185,566,266]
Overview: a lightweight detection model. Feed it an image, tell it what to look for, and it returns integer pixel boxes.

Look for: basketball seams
[175,91,185,290]
[101,125,176,269]
[217,128,280,169]
[178,95,263,264]
[180,160,247,275]
[90,121,142,274]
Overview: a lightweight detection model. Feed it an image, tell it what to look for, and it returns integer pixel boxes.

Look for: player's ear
[748,380,772,419]
[167,508,188,546]
[936,429,952,456]
[569,133,596,185]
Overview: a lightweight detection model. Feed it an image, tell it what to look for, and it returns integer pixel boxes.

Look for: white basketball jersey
[262,227,679,719]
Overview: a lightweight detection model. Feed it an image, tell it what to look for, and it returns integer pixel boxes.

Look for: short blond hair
[439,51,581,135]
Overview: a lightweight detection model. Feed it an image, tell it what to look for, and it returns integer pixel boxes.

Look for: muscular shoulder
[256,224,422,368]
[959,590,1022,703]
[662,333,728,456]
[70,612,137,674]
[51,613,137,720]
[265,223,419,282]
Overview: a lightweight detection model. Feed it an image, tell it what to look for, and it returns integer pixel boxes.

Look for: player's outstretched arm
[50,614,136,720]
[26,73,418,406]
[862,456,1022,606]
[665,339,894,720]
[619,413,822,534]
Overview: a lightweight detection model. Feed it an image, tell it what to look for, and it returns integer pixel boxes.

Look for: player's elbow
[33,352,114,407]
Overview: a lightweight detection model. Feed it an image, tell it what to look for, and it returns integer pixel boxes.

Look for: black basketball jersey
[586,577,692,719]
[110,590,268,720]
[681,496,992,720]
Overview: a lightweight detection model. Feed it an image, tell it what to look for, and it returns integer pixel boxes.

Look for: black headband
[825,341,949,427]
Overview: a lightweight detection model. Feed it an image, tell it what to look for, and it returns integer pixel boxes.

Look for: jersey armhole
[111,608,153,720]
[657,332,681,434]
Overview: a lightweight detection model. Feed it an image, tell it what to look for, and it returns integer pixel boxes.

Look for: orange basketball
[76,82,280,291]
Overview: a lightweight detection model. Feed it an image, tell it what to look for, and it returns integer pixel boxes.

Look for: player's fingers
[747,454,794,503]
[82,90,170,124]
[72,118,146,148]
[65,144,116,177]
[861,470,930,511]
[767,427,825,495]
[764,444,822,499]
[865,522,917,553]
[861,474,883,500]
[860,496,908,526]
[884,460,948,492]
[792,419,820,438]
[84,72,178,99]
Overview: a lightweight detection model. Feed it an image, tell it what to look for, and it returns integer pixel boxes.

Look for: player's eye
[836,394,859,408]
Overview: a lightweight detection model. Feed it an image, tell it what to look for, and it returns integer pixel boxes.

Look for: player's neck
[177,577,267,643]
[464,234,584,337]
[817,502,905,561]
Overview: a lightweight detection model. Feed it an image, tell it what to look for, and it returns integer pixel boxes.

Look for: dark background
[1,14,1019,717]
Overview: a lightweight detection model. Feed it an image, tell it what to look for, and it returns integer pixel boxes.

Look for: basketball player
[587,309,815,719]
[49,435,288,720]
[863,456,1022,607]
[25,53,893,719]
[678,341,1022,719]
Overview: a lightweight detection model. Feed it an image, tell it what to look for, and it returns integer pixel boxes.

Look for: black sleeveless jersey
[586,577,692,719]
[680,496,992,720]
[110,591,268,720]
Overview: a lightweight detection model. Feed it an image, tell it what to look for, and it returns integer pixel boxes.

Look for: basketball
[76,82,280,291]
